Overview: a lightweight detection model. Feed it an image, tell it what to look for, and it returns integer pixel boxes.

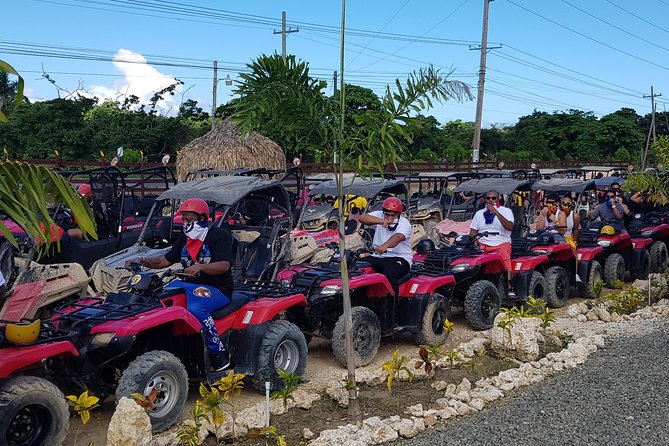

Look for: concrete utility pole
[211,60,218,130]
[470,0,497,164]
[333,71,338,95]
[642,86,662,170]
[273,11,299,62]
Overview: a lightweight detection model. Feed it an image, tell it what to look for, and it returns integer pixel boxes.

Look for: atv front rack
[236,280,306,298]
[577,230,600,247]
[290,262,364,289]
[52,297,159,328]
[423,245,481,270]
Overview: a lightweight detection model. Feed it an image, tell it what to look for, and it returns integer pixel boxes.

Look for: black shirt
[164,226,234,296]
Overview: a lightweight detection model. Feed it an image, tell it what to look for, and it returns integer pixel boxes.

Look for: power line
[605,0,669,36]
[506,0,669,72]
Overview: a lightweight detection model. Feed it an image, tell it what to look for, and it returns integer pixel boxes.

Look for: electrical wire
[605,0,669,36]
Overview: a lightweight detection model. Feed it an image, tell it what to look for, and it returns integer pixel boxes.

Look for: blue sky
[3,0,667,127]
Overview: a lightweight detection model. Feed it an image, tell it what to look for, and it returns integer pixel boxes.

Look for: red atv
[42,268,309,432]
[0,321,78,446]
[510,230,576,308]
[627,212,669,274]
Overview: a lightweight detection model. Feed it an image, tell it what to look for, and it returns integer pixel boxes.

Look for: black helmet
[416,238,436,254]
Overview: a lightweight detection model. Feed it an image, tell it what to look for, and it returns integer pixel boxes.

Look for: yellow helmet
[4,319,41,345]
[333,195,368,216]
[600,225,616,236]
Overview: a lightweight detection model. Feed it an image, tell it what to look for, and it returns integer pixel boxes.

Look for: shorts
[480,242,512,271]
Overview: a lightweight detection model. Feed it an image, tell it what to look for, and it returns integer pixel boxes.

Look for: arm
[374,233,407,254]
[492,207,514,231]
[137,255,173,269]
[572,213,580,241]
[536,208,547,230]
[557,212,567,236]
[185,260,231,276]
[356,213,385,226]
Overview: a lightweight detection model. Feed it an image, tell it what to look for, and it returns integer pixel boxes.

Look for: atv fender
[399,275,455,297]
[225,322,271,376]
[632,238,653,250]
[577,246,603,262]
[321,273,394,299]
[230,295,308,329]
[510,269,534,302]
[452,252,506,276]
[510,255,549,273]
[90,306,203,337]
[0,341,79,378]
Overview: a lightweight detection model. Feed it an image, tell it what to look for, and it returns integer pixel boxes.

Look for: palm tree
[0,60,96,256]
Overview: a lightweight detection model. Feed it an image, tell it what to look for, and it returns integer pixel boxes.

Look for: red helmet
[78,183,92,196]
[382,197,403,213]
[178,198,210,219]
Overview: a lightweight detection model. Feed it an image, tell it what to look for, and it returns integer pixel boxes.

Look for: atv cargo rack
[52,296,158,328]
[235,280,306,298]
[422,245,482,270]
[0,320,77,347]
[289,262,365,289]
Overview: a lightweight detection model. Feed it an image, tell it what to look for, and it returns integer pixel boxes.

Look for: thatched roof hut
[176,119,286,181]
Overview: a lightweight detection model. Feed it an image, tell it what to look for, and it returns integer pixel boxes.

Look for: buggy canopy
[157,176,288,207]
[308,177,407,198]
[532,179,596,194]
[454,177,530,195]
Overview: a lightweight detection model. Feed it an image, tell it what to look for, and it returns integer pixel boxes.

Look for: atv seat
[397,272,413,285]
[211,290,253,320]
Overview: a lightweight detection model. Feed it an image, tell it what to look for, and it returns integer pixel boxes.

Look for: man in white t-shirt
[354,197,412,297]
[0,271,6,306]
[469,190,515,281]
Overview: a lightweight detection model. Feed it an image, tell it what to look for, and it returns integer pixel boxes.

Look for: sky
[3,0,669,128]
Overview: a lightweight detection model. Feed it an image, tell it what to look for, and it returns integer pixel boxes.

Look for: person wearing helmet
[353,196,413,297]
[588,190,626,233]
[469,190,515,282]
[125,198,234,371]
[64,183,111,239]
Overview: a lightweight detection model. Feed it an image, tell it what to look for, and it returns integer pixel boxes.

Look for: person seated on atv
[126,198,234,371]
[330,195,368,232]
[353,197,412,297]
[64,183,111,239]
[536,196,564,241]
[469,190,515,283]
[588,190,626,233]
[556,195,580,249]
[628,190,665,214]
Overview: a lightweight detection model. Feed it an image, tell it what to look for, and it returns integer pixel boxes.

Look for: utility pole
[211,60,218,131]
[642,86,662,170]
[470,0,499,164]
[333,71,338,95]
[273,11,299,62]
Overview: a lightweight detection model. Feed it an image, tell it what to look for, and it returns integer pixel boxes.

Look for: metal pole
[281,11,287,62]
[471,0,492,163]
[211,60,218,130]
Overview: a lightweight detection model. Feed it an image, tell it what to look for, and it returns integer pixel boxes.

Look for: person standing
[469,190,515,282]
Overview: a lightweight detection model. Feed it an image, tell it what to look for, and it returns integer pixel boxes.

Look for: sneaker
[576,274,583,283]
[209,350,231,372]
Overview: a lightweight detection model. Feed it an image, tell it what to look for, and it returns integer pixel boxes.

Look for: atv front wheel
[0,376,69,446]
[580,261,603,299]
[413,293,452,346]
[251,321,308,391]
[650,241,668,273]
[332,306,381,367]
[464,280,500,330]
[115,351,188,432]
[544,266,570,308]
[604,253,625,286]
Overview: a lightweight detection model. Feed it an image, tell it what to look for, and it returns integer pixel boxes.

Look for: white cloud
[87,49,182,114]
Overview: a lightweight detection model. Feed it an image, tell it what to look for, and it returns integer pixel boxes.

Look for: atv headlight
[597,240,612,247]
[281,279,291,287]
[319,285,341,296]
[532,249,548,255]
[641,230,654,237]
[91,332,116,346]
[451,264,472,272]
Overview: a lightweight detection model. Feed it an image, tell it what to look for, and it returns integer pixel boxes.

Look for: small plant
[538,306,556,329]
[442,318,455,333]
[463,355,481,372]
[525,296,547,315]
[66,390,100,446]
[131,389,158,410]
[260,425,288,446]
[414,344,443,377]
[270,369,303,413]
[606,287,646,315]
[382,350,414,395]
[610,279,625,290]
[441,350,462,368]
[215,371,246,443]
[591,279,605,298]
[199,382,226,443]
[177,402,209,446]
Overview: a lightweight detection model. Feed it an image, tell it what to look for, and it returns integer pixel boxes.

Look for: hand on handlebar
[183,264,202,277]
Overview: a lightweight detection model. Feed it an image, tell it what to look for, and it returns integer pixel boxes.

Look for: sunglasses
[560,201,574,207]
[485,196,498,200]
[606,195,615,199]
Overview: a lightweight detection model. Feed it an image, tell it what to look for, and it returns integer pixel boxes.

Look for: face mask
[184,220,209,240]
[606,200,613,210]
[483,210,495,224]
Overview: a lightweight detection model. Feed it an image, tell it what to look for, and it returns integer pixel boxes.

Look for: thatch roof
[176,119,286,181]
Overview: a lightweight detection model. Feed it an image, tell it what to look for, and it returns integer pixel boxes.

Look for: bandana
[483,210,495,224]
[184,221,209,263]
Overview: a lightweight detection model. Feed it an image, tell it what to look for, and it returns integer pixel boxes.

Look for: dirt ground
[64,300,585,445]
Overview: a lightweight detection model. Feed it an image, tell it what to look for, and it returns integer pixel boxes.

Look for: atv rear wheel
[115,351,188,432]
[0,376,69,446]
[464,280,500,330]
[528,271,545,301]
[413,293,452,346]
[604,253,625,286]
[251,321,308,391]
[630,249,650,280]
[650,240,668,273]
[580,261,603,299]
[332,306,381,367]
[544,266,570,308]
